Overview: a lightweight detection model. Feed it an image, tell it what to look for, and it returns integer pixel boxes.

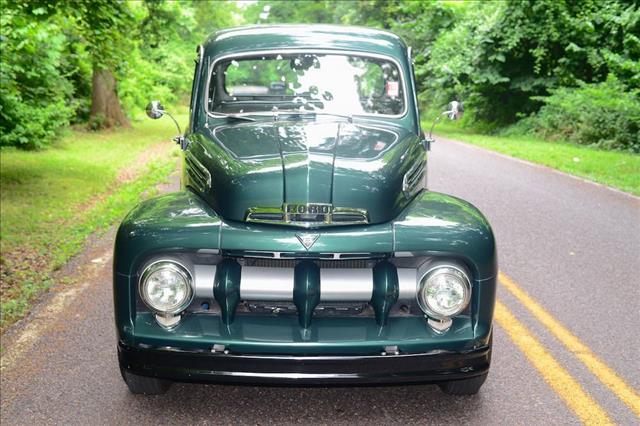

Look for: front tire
[120,367,172,395]
[438,372,488,395]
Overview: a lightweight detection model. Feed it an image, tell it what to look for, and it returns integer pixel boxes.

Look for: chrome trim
[397,268,417,300]
[197,248,219,254]
[234,251,380,260]
[240,267,294,301]
[185,152,212,190]
[246,204,368,227]
[319,269,373,302]
[394,251,413,258]
[285,203,332,224]
[416,264,471,320]
[155,314,181,329]
[139,260,195,315]
[205,49,409,120]
[215,371,361,380]
[402,159,425,199]
[427,317,452,334]
[193,264,217,298]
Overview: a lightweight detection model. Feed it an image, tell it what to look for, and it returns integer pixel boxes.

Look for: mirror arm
[159,110,182,135]
[160,110,189,150]
[427,110,451,139]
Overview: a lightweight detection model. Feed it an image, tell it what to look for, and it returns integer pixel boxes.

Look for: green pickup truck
[114,25,497,396]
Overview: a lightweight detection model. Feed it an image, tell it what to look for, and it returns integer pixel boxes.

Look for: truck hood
[190,119,422,226]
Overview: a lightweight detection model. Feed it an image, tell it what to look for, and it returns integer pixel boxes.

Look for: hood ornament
[296,233,320,250]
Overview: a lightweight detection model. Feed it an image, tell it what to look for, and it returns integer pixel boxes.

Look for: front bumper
[118,340,491,386]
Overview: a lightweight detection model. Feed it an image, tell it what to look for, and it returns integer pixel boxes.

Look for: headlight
[417,265,471,319]
[139,260,193,315]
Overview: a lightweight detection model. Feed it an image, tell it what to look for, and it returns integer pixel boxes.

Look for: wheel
[120,366,172,395]
[438,372,488,395]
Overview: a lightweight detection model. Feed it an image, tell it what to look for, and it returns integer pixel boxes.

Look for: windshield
[207,53,405,117]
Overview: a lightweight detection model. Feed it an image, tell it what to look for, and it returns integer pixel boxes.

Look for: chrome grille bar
[246,204,369,226]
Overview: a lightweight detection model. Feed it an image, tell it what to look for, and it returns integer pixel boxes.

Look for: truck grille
[240,258,377,269]
[246,205,368,226]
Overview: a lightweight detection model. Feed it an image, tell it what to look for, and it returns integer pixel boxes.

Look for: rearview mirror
[446,101,463,120]
[145,101,164,119]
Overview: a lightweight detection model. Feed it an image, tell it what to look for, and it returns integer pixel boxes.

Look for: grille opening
[241,301,370,317]
[332,213,367,222]
[240,258,378,268]
[248,212,284,221]
[290,213,326,222]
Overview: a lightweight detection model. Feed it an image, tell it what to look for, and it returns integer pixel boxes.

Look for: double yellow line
[496,272,640,424]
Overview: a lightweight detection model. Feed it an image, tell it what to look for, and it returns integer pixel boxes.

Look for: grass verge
[433,121,640,196]
[0,114,186,330]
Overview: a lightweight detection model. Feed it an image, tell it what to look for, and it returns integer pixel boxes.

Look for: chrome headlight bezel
[138,260,194,315]
[417,264,472,320]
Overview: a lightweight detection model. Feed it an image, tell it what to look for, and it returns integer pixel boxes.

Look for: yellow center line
[495,300,613,425]
[499,271,640,418]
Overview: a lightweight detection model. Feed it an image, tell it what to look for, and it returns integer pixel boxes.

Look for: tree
[61,0,134,128]
[430,0,640,125]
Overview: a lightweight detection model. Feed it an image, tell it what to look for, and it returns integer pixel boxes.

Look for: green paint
[293,261,321,329]
[371,261,399,326]
[213,259,241,324]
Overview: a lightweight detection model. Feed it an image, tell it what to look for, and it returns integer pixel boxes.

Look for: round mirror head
[145,101,164,119]
[447,101,463,120]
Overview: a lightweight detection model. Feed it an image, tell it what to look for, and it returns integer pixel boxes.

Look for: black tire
[120,367,172,395]
[438,372,488,395]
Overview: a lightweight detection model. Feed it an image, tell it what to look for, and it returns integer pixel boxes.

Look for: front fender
[393,191,497,280]
[113,191,222,276]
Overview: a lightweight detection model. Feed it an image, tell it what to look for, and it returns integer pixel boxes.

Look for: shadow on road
[117,382,485,423]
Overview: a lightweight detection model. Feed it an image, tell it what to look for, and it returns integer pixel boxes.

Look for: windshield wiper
[209,112,256,122]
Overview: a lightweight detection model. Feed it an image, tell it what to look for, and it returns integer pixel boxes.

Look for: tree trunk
[89,68,129,129]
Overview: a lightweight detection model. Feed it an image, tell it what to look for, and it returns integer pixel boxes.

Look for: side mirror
[144,100,187,150]
[145,101,164,119]
[422,100,464,151]
[446,101,463,120]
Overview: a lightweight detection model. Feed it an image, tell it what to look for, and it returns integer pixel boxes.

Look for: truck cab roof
[204,24,408,59]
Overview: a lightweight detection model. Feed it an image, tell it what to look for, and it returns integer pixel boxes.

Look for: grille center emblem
[296,233,319,250]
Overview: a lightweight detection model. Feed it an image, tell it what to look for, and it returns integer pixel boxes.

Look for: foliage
[244,0,341,25]
[523,76,640,152]
[59,0,134,70]
[427,0,639,125]
[0,4,75,149]
[2,0,638,148]
[0,0,237,149]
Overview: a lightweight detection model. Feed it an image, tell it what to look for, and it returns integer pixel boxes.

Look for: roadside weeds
[0,142,180,332]
[432,122,640,196]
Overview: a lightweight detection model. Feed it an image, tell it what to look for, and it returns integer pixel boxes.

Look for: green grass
[0,114,186,329]
[433,121,640,196]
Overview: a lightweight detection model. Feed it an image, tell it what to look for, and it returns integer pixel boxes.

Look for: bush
[0,7,75,150]
[526,76,640,152]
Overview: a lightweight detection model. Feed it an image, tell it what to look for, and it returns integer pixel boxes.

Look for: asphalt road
[1,137,639,425]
